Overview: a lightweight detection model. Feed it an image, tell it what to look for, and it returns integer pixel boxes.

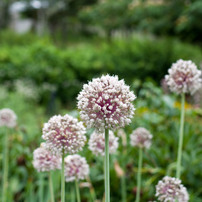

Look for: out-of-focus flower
[165,59,202,95]
[155,176,189,202]
[14,79,39,101]
[130,127,152,149]
[88,130,119,156]
[77,75,136,132]
[117,129,127,147]
[33,143,61,172]
[42,114,86,155]
[0,108,17,128]
[64,154,89,182]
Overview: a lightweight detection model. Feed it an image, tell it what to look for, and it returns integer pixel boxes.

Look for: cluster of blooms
[77,75,136,132]
[42,114,86,155]
[0,108,17,128]
[130,127,153,149]
[14,79,39,101]
[88,130,119,156]
[64,154,89,182]
[33,143,61,172]
[165,59,202,95]
[155,176,189,202]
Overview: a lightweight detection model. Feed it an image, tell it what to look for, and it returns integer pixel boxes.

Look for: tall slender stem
[39,173,44,202]
[136,148,143,202]
[121,136,127,202]
[176,93,185,179]
[105,128,110,202]
[61,151,65,202]
[2,128,8,202]
[75,179,81,202]
[121,175,126,202]
[49,171,55,202]
[71,183,75,202]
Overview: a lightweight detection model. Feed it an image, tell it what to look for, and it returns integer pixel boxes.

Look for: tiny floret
[130,127,152,149]
[77,75,136,132]
[64,154,89,182]
[42,114,86,155]
[0,108,17,128]
[155,176,189,202]
[33,143,61,172]
[88,130,119,156]
[165,59,202,94]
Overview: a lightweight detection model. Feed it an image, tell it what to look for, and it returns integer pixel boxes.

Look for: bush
[0,33,201,105]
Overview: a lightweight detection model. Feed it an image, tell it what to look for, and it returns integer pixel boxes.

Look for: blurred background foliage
[0,0,202,201]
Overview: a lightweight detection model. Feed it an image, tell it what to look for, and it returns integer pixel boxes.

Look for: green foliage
[79,0,202,43]
[176,0,202,42]
[0,81,201,201]
[0,33,201,106]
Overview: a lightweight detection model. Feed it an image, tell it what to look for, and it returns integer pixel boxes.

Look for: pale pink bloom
[88,130,119,156]
[33,143,61,172]
[155,176,189,202]
[0,108,17,128]
[77,75,136,132]
[42,114,86,155]
[165,59,202,94]
[130,127,152,149]
[64,154,89,182]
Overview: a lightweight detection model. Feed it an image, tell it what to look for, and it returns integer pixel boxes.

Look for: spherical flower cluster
[33,143,61,172]
[77,75,136,132]
[165,59,202,95]
[130,127,152,149]
[155,176,189,202]
[64,154,89,182]
[42,114,86,155]
[88,130,119,156]
[0,108,17,128]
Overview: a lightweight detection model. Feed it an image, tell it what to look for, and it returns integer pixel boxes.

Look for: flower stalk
[136,148,143,202]
[121,175,126,202]
[176,93,185,179]
[2,128,9,202]
[39,173,44,202]
[49,171,55,202]
[105,128,110,202]
[61,150,65,202]
[75,179,81,202]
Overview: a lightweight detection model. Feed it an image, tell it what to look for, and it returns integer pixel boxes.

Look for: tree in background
[79,0,132,40]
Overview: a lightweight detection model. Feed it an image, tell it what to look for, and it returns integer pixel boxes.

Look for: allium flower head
[88,130,119,156]
[77,75,136,132]
[155,176,189,202]
[64,154,89,182]
[165,59,202,95]
[130,127,152,149]
[33,143,61,172]
[0,108,17,128]
[42,114,86,155]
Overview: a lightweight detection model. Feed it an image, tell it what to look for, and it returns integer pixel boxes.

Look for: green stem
[2,128,9,202]
[75,179,81,202]
[61,151,65,202]
[39,173,44,202]
[136,148,143,202]
[105,128,110,202]
[49,171,55,202]
[176,93,185,179]
[121,175,126,202]
[121,131,127,202]
[71,183,75,202]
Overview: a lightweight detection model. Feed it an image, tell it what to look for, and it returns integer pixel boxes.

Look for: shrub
[0,33,201,105]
